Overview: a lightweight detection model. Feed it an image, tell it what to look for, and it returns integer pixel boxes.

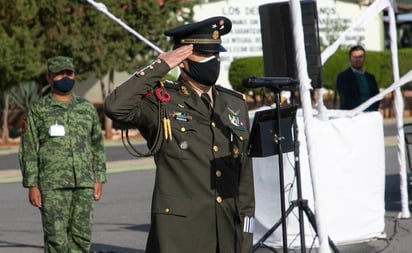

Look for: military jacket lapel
[182,87,211,117]
[213,89,229,119]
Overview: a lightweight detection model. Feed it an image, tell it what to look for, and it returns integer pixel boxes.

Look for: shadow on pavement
[0,241,43,250]
[123,223,150,232]
[91,243,144,253]
[385,174,402,212]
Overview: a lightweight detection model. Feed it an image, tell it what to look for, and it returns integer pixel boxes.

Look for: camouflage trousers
[40,188,94,253]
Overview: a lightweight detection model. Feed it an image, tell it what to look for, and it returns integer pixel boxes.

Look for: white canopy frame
[321,0,410,219]
[293,0,411,252]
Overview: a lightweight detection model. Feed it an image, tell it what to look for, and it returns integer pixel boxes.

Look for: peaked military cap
[47,56,75,73]
[164,16,232,52]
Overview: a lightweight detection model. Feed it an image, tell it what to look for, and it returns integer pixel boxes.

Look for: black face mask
[184,56,221,86]
[53,77,75,93]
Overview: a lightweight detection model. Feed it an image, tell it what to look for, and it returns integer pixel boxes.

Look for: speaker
[259,0,322,88]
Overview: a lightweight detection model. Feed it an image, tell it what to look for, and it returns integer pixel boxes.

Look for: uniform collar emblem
[229,114,246,131]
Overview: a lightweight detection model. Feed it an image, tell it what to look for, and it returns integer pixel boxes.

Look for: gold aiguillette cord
[163,117,172,142]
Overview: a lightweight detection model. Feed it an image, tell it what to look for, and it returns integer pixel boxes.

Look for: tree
[0,0,44,144]
[0,0,195,142]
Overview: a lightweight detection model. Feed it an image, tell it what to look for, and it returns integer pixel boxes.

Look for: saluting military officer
[19,56,107,253]
[104,16,255,253]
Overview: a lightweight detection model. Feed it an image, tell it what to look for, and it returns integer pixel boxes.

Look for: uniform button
[211,121,216,128]
[213,145,219,152]
[216,196,222,203]
[232,148,240,158]
[239,136,244,141]
[216,170,222,177]
[165,208,170,213]
[180,127,186,132]
[179,141,189,150]
[139,71,145,76]
[157,59,162,63]
[149,65,154,69]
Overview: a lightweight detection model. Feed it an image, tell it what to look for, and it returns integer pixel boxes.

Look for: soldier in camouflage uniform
[19,56,107,253]
[104,17,255,253]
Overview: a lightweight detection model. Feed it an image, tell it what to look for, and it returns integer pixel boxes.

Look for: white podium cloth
[250,109,386,248]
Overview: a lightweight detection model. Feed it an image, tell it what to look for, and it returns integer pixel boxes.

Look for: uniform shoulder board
[216,85,245,101]
[162,80,180,90]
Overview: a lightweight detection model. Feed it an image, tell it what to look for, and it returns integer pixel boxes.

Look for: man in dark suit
[104,16,255,253]
[336,45,380,111]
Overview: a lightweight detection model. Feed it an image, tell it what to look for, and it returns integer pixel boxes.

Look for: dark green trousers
[41,188,94,253]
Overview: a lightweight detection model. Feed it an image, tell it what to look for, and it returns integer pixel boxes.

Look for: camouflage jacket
[19,93,107,189]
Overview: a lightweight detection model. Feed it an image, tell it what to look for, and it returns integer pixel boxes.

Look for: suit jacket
[336,67,380,111]
[104,60,255,253]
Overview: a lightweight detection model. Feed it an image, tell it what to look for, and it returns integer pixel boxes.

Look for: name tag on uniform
[49,123,65,137]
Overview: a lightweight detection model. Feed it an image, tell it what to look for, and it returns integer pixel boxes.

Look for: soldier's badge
[170,112,192,122]
[155,81,171,103]
[212,30,219,39]
[155,87,171,102]
[180,85,190,96]
[229,114,246,131]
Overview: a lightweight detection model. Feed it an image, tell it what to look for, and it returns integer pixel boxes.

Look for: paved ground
[0,118,411,253]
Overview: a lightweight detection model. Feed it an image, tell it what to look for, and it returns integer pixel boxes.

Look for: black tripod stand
[246,77,339,253]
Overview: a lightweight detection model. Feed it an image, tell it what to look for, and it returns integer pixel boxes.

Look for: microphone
[242,76,299,91]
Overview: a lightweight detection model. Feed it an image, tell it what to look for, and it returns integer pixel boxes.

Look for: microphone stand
[251,88,340,253]
[252,87,288,253]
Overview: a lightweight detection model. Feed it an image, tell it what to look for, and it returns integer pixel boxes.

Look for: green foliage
[372,50,391,89]
[0,0,194,85]
[0,0,44,90]
[398,48,412,90]
[229,57,264,94]
[9,81,50,113]
[320,50,347,89]
[0,0,194,140]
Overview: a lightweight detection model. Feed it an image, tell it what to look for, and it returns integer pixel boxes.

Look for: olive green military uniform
[19,92,107,253]
[104,59,255,253]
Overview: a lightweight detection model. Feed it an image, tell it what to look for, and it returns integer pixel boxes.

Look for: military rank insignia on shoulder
[216,85,246,101]
[163,80,180,90]
[135,59,163,77]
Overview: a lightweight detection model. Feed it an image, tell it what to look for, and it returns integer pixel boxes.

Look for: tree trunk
[104,69,114,139]
[1,93,10,144]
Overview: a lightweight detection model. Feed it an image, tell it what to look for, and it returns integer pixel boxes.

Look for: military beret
[47,56,75,73]
[164,16,232,52]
